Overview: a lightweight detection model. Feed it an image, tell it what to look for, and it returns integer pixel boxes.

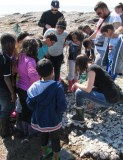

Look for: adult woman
[115,3,123,26]
[17,38,40,137]
[72,54,122,121]
[44,18,68,81]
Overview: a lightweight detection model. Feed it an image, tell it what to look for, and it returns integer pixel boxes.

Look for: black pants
[49,54,63,81]
[40,129,60,153]
[18,88,32,123]
[0,88,15,118]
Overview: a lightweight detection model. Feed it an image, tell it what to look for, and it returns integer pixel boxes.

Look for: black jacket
[38,10,64,34]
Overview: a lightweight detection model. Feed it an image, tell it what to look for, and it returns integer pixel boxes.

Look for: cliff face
[0,11,98,36]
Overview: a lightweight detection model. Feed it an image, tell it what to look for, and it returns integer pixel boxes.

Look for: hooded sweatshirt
[27,80,67,132]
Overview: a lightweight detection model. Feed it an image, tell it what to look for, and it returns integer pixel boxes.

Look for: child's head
[16,31,29,52]
[22,38,38,61]
[67,30,84,44]
[101,23,114,38]
[43,33,57,47]
[115,3,123,14]
[78,25,84,34]
[75,54,88,74]
[0,33,16,56]
[83,38,92,49]
[56,18,67,34]
[17,32,29,43]
[36,58,53,79]
[80,25,92,36]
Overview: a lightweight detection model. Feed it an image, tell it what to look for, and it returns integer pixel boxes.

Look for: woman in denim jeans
[71,54,121,122]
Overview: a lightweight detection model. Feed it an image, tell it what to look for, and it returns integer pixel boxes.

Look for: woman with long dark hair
[72,54,122,122]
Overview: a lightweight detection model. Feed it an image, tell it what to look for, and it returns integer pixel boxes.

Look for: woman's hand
[71,83,78,92]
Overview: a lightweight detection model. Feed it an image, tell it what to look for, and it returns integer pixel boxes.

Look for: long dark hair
[66,30,84,42]
[75,54,88,74]
[22,38,39,62]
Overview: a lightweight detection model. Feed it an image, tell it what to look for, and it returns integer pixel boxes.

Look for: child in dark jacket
[27,58,67,160]
[83,38,95,63]
[66,30,84,92]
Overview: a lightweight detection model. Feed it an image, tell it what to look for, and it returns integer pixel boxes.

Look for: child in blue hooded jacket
[27,58,67,160]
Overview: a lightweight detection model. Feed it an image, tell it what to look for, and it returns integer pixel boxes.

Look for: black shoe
[72,107,85,123]
[0,118,15,138]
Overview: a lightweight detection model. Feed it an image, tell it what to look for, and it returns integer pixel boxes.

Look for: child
[44,18,68,81]
[17,38,40,138]
[27,59,67,160]
[83,38,95,63]
[0,33,16,138]
[66,30,84,92]
[12,32,29,133]
[16,31,29,53]
[37,33,57,60]
[101,23,123,79]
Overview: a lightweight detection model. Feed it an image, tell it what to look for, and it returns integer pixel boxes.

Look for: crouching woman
[72,54,122,121]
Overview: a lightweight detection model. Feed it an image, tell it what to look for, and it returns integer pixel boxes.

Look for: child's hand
[45,24,52,29]
[71,83,78,92]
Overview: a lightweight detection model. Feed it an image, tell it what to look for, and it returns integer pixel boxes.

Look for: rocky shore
[0,11,98,36]
[0,11,123,160]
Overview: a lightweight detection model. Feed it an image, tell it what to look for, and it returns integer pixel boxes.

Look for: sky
[0,0,121,15]
[0,0,120,6]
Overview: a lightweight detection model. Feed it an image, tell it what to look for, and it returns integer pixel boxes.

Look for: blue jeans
[75,89,110,107]
[94,49,105,66]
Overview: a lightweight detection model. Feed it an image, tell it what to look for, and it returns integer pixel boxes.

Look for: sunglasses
[51,9,58,12]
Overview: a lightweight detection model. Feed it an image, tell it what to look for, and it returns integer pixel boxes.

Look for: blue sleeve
[56,84,67,114]
[26,97,36,111]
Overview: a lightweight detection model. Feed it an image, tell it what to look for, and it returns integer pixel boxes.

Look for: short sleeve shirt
[0,52,12,92]
[108,35,120,61]
[88,64,120,103]
[95,12,122,51]
[44,28,68,56]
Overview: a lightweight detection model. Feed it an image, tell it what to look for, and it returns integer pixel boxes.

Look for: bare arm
[73,71,96,93]
[113,22,121,30]
[114,26,123,34]
[89,31,97,40]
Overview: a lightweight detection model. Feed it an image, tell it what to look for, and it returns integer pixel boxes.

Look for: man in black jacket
[38,0,64,35]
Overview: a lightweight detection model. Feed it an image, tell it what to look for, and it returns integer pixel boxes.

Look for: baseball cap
[51,0,60,8]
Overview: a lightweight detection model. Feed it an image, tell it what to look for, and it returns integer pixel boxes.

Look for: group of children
[0,17,123,160]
